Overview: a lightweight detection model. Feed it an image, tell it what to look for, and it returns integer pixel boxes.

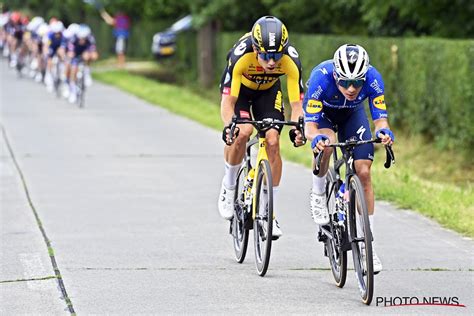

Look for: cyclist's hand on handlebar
[289,129,305,147]
[222,124,240,145]
[375,128,395,146]
[311,134,330,153]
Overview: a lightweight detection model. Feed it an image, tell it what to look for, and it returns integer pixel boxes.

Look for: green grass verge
[93,69,474,237]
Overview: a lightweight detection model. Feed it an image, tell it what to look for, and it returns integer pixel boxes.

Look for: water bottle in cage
[336,183,346,226]
[244,168,255,206]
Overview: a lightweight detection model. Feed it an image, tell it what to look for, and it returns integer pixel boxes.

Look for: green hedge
[183,33,474,154]
[91,25,473,153]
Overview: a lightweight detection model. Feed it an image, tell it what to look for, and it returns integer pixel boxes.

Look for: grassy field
[93,69,474,237]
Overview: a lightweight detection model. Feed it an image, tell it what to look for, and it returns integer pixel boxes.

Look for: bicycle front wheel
[253,159,273,277]
[232,164,250,263]
[326,168,347,288]
[348,175,374,305]
[77,70,85,108]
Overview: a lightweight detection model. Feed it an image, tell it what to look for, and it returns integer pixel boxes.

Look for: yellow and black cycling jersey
[220,32,304,103]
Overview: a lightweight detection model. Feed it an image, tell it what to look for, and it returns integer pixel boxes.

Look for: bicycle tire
[54,61,61,98]
[77,73,85,108]
[348,175,374,305]
[232,164,250,263]
[16,60,23,78]
[253,159,273,276]
[326,168,347,288]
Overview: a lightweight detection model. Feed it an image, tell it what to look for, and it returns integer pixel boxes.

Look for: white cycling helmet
[37,23,50,37]
[27,16,44,32]
[333,44,369,80]
[0,13,9,27]
[67,23,80,34]
[63,23,78,39]
[50,20,64,33]
[77,24,91,39]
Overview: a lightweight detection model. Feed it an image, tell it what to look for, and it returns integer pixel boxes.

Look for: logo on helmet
[269,32,275,47]
[348,50,358,63]
[253,25,263,49]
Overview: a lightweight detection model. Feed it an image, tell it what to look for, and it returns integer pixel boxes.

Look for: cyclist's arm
[221,54,245,125]
[366,67,392,144]
[221,94,238,125]
[305,121,322,141]
[374,118,390,131]
[100,9,115,26]
[289,100,303,122]
[374,118,393,145]
[286,70,304,123]
[302,66,334,151]
[282,51,304,123]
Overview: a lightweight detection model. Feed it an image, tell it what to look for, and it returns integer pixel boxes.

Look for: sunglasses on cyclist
[257,52,283,61]
[336,78,365,89]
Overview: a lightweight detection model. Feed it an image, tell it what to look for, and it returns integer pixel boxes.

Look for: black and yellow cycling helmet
[251,16,288,53]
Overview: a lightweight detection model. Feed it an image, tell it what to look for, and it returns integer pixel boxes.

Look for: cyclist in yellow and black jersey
[221,32,303,102]
[218,16,305,239]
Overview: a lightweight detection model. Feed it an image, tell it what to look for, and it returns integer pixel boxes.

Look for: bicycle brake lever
[313,151,323,175]
[384,145,395,168]
[226,115,238,145]
[298,116,307,144]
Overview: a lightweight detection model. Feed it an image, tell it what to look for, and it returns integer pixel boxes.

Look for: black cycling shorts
[221,79,285,133]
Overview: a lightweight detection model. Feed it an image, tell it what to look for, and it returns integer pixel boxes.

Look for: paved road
[1,62,473,315]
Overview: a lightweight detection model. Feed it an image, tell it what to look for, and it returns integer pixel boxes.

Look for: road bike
[228,115,305,276]
[75,62,86,108]
[314,137,395,305]
[50,55,63,98]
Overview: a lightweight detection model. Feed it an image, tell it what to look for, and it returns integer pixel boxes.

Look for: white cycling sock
[273,186,279,215]
[273,186,280,219]
[312,174,326,194]
[223,161,241,190]
[369,215,374,233]
[356,215,374,240]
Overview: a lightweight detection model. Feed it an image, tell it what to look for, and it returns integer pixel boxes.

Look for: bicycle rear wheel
[348,175,374,305]
[53,60,61,98]
[253,159,273,276]
[76,68,85,108]
[232,164,250,263]
[326,168,347,288]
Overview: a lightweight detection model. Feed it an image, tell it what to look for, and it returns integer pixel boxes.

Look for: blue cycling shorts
[317,105,374,161]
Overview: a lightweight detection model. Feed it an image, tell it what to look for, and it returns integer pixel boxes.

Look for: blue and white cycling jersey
[47,31,63,50]
[303,60,388,124]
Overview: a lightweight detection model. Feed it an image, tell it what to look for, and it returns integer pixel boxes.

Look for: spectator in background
[99,8,129,67]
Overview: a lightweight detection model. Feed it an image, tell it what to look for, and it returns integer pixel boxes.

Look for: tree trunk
[197,20,217,88]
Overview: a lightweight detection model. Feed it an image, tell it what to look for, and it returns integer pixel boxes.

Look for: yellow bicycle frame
[248,136,270,220]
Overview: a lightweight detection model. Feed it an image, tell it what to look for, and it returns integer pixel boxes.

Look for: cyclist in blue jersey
[44,20,65,92]
[60,23,79,98]
[66,24,98,103]
[303,44,395,273]
[25,16,45,81]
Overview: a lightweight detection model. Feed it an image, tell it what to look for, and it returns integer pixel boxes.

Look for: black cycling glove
[222,125,239,145]
[289,129,298,146]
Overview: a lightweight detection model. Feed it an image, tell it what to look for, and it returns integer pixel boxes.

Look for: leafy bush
[211,33,474,154]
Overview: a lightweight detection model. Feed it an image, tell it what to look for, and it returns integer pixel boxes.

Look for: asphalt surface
[1,61,473,315]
